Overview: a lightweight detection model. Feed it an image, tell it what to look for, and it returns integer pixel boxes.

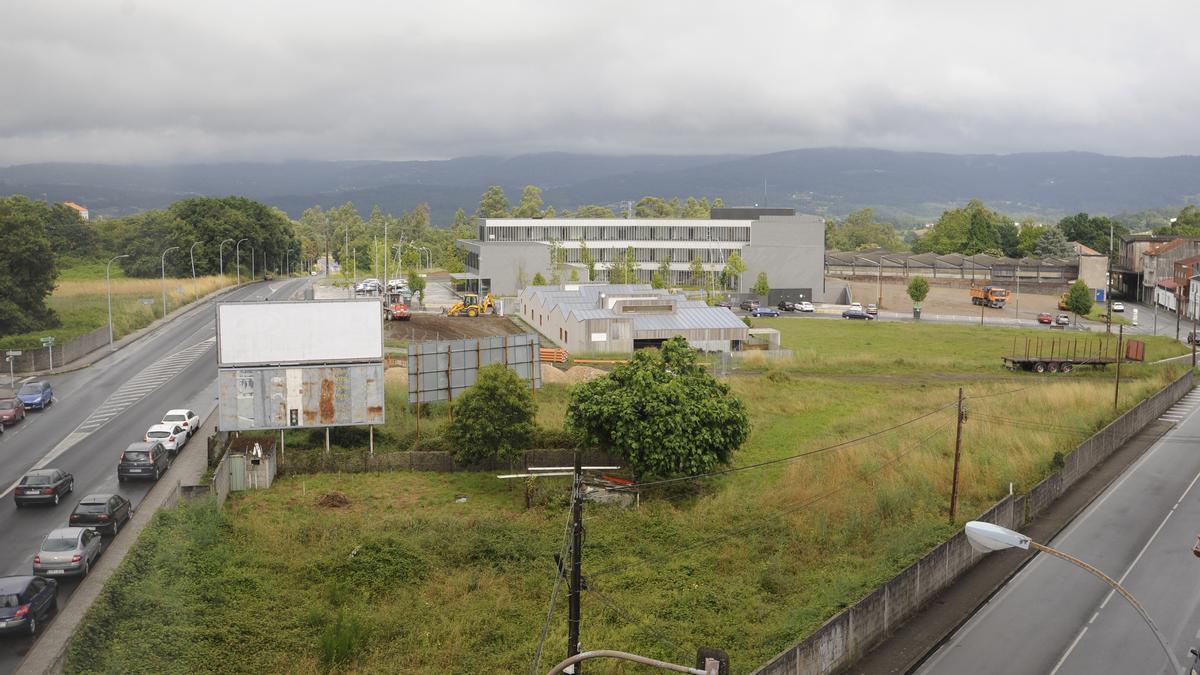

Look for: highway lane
[918,388,1200,675]
[0,277,308,672]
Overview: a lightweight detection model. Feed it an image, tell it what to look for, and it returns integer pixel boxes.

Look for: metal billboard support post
[446,344,454,423]
[324,427,330,457]
[369,426,374,458]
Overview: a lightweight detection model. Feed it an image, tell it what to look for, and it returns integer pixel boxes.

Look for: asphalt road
[0,277,308,673]
[918,387,1200,675]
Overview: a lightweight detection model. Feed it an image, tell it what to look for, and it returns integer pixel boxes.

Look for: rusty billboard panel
[407,333,541,403]
[218,363,385,431]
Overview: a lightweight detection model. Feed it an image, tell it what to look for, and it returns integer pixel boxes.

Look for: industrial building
[456,208,825,301]
[517,283,749,353]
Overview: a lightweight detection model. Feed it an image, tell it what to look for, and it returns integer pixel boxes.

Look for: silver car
[32,527,102,578]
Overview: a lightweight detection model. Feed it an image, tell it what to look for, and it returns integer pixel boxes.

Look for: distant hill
[4,149,1200,225]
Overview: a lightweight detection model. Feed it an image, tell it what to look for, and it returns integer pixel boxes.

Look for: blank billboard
[408,333,541,403]
[218,363,385,431]
[217,299,382,367]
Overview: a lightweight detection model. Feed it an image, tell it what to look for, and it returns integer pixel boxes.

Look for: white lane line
[0,431,91,499]
[1050,627,1090,674]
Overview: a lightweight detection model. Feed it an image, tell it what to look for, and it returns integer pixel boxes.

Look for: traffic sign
[5,350,21,357]
[40,337,55,346]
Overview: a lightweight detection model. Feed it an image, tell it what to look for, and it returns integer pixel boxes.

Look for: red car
[1037,312,1053,324]
[0,397,25,426]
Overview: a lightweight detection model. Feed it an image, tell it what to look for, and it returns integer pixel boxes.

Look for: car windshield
[0,400,13,410]
[20,474,51,485]
[18,384,40,395]
[163,414,185,422]
[124,451,149,462]
[0,594,20,609]
[76,503,108,513]
[147,430,169,438]
[42,536,77,552]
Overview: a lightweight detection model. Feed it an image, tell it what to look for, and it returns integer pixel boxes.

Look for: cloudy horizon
[3,0,1199,165]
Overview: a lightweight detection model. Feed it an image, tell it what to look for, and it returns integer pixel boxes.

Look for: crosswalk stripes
[1158,391,1200,422]
[74,337,215,434]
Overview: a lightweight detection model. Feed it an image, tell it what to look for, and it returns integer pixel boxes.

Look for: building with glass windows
[455,207,825,300]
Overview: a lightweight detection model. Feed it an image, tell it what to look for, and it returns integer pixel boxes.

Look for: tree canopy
[1057,213,1126,257]
[1064,279,1094,320]
[1034,226,1075,258]
[912,200,1018,257]
[445,364,537,465]
[825,209,905,252]
[906,276,930,304]
[0,195,61,334]
[566,337,749,480]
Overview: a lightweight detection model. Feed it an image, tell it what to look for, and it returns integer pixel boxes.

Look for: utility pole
[949,387,965,524]
[1114,325,1124,410]
[1176,288,1182,341]
[568,451,584,671]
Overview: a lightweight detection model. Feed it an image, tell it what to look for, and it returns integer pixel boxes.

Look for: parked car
[739,300,759,312]
[161,409,199,438]
[144,423,187,456]
[777,301,795,311]
[0,396,25,426]
[69,494,132,535]
[387,279,409,293]
[1055,313,1071,326]
[0,576,58,635]
[1188,331,1199,346]
[16,380,52,410]
[797,301,815,312]
[13,469,74,508]
[1037,312,1053,324]
[1111,301,1125,312]
[117,441,170,482]
[714,299,733,309]
[850,302,863,312]
[751,307,781,317]
[866,303,878,315]
[842,309,875,320]
[33,527,101,578]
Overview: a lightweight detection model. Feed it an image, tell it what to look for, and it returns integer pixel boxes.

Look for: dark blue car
[0,576,58,635]
[16,380,52,410]
[750,307,781,317]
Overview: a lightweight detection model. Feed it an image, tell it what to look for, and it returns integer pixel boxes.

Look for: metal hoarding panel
[406,333,541,403]
[216,299,383,367]
[217,364,385,431]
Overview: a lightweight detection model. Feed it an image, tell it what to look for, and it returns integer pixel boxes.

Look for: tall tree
[1058,213,1127,257]
[722,251,747,290]
[634,196,673,218]
[1035,226,1075,257]
[1064,279,1093,323]
[689,256,704,286]
[0,195,60,334]
[573,205,616,219]
[512,185,545,218]
[476,185,510,219]
[825,208,905,251]
[1016,222,1045,257]
[579,239,596,281]
[752,272,770,297]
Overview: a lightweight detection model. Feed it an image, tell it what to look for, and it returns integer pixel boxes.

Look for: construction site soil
[385,313,526,342]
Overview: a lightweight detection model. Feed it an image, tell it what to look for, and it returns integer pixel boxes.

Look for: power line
[587,584,692,662]
[588,418,955,582]
[970,412,1094,435]
[530,484,579,675]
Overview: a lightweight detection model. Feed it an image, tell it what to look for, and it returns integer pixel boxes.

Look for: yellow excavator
[446,292,496,317]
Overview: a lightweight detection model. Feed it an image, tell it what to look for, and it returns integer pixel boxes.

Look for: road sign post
[5,350,20,388]
[40,337,55,372]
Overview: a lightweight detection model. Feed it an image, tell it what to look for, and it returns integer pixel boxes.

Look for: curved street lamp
[160,246,180,317]
[964,521,1184,674]
[235,238,249,286]
[189,241,201,301]
[219,238,235,279]
[106,254,130,350]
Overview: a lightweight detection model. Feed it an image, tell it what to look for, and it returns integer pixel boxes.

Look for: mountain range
[3,148,1199,226]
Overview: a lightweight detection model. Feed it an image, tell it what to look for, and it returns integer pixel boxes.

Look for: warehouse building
[456,207,825,300]
[517,283,749,353]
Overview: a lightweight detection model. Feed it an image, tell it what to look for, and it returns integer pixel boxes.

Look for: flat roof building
[517,283,749,353]
[456,208,825,302]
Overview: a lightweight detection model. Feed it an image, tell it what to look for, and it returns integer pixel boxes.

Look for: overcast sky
[3,0,1199,164]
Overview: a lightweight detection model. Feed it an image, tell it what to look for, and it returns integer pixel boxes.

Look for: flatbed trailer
[1002,335,1144,373]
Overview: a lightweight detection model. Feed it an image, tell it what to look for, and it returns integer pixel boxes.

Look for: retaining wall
[6,326,109,375]
[753,370,1193,675]
[279,448,618,474]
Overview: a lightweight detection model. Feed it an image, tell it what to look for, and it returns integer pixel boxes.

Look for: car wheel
[15,501,23,509]
[82,560,90,577]
[118,475,126,483]
[53,493,59,505]
[154,468,161,480]
[27,615,37,635]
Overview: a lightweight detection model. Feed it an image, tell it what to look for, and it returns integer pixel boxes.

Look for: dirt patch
[541,363,569,384]
[384,365,408,385]
[564,365,607,383]
[386,314,527,342]
[317,491,350,508]
[847,279,1068,321]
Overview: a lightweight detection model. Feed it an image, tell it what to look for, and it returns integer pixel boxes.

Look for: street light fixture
[964,521,1184,674]
[160,246,180,317]
[855,256,884,310]
[189,241,201,302]
[219,238,234,280]
[235,238,249,286]
[105,254,129,350]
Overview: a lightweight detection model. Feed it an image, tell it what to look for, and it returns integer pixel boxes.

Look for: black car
[13,469,74,508]
[0,576,57,635]
[714,300,733,309]
[117,441,169,482]
[841,309,875,320]
[69,493,133,535]
[777,301,796,311]
[739,300,759,311]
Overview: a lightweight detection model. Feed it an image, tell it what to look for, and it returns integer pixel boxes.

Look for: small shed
[227,436,277,491]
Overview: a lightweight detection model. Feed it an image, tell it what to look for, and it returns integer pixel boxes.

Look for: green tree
[912,200,1013,255]
[752,272,770,297]
[1035,226,1075,257]
[1017,222,1045,257]
[566,337,750,480]
[453,207,472,230]
[476,185,510,219]
[689,256,704,286]
[579,239,596,281]
[1064,279,1093,322]
[1058,213,1127,257]
[532,272,548,285]
[655,258,671,288]
[548,238,565,284]
[446,364,537,465]
[573,205,616,219]
[825,209,905,251]
[0,195,60,334]
[406,270,426,303]
[568,268,580,282]
[681,196,708,219]
[512,185,545,218]
[634,196,673,218]
[906,275,930,305]
[722,251,747,290]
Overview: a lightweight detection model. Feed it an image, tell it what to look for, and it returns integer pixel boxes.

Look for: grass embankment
[0,270,233,350]
[66,321,1190,673]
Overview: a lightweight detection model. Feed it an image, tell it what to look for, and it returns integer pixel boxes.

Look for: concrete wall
[7,326,109,375]
[740,215,826,300]
[278,448,618,474]
[753,370,1193,675]
[472,241,553,295]
[1078,254,1108,291]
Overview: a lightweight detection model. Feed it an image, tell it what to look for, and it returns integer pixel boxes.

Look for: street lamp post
[219,238,234,280]
[189,241,201,302]
[160,246,180,317]
[235,239,248,286]
[1014,259,1022,325]
[855,256,883,310]
[106,254,129,350]
[964,521,1184,674]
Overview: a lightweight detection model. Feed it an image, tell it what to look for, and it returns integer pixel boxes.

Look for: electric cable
[586,584,692,662]
[530,482,579,675]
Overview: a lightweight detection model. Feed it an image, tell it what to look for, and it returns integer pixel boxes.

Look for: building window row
[483,224,750,243]
[564,246,740,265]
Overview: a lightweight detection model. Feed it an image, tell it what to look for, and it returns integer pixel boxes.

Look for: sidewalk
[15,408,217,675]
[848,417,1177,674]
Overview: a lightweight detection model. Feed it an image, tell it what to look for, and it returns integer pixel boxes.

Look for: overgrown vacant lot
[67,321,1189,674]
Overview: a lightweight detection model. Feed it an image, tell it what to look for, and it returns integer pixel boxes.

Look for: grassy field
[0,273,233,350]
[66,321,1191,674]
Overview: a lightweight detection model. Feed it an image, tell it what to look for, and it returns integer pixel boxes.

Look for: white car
[145,423,187,455]
[1111,301,1125,312]
[850,302,863,312]
[162,409,199,437]
[798,301,815,312]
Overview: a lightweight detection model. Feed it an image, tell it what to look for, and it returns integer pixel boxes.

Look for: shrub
[445,364,537,464]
